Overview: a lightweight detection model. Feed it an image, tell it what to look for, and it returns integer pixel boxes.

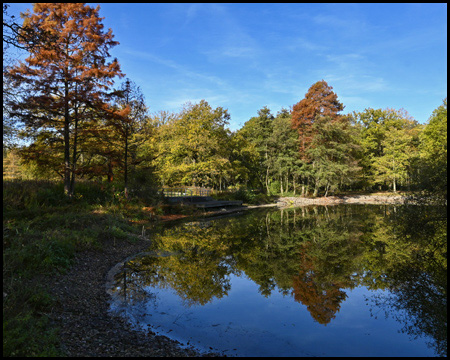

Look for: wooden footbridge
[162,187,243,209]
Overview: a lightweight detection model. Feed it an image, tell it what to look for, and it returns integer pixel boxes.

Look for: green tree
[353,108,420,191]
[372,127,415,192]
[238,106,274,193]
[267,108,301,194]
[155,100,232,188]
[307,115,361,197]
[417,98,447,199]
[227,130,260,188]
[3,149,25,179]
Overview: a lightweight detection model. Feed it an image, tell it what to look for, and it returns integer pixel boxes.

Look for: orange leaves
[7,3,125,194]
[291,80,345,158]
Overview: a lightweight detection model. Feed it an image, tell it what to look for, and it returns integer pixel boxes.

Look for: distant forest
[3,3,447,199]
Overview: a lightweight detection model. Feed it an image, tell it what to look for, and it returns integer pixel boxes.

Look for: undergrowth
[3,179,162,357]
[212,188,277,205]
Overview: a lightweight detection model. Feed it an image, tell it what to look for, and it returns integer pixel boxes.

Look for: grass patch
[3,284,62,357]
[3,179,160,357]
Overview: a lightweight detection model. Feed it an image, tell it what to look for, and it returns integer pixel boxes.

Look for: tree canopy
[3,4,446,201]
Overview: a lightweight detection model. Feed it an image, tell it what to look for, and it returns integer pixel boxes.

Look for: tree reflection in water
[110,204,446,356]
[365,203,447,357]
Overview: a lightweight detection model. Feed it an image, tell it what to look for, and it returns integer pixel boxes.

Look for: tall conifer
[6,3,123,196]
[291,80,344,159]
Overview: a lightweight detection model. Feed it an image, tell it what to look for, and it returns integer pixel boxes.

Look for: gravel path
[46,234,222,357]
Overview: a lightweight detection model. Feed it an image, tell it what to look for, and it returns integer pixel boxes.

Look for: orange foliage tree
[6,3,124,196]
[291,80,344,160]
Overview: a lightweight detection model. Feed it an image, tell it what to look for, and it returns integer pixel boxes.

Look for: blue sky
[6,3,447,130]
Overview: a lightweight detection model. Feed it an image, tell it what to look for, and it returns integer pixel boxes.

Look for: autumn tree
[6,3,123,196]
[290,81,361,196]
[291,80,344,159]
[3,3,56,51]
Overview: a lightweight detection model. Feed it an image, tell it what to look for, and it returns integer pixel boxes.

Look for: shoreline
[45,192,407,356]
[46,234,221,357]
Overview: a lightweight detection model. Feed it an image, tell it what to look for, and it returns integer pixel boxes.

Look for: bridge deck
[165,196,243,208]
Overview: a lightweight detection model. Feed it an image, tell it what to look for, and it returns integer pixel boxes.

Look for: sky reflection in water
[108,205,447,357]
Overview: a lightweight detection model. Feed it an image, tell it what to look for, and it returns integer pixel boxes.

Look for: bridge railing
[162,186,213,197]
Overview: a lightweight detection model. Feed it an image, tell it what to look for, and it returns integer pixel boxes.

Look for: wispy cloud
[286,37,328,53]
[196,4,260,60]
[123,48,229,87]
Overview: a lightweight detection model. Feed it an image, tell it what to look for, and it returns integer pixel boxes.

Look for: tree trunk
[108,158,114,182]
[124,81,130,198]
[124,126,128,198]
[63,77,71,197]
[70,104,78,196]
[324,182,330,197]
[313,180,319,197]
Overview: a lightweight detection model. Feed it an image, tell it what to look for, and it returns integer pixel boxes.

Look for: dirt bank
[46,235,221,357]
[276,193,407,207]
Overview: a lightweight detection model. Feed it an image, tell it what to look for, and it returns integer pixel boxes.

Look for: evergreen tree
[109,78,148,195]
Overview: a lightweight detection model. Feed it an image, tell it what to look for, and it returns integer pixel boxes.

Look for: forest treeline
[3,3,447,200]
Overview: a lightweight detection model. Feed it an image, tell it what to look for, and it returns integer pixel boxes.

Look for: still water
[107,205,447,357]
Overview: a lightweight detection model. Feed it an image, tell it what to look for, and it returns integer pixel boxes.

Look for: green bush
[213,188,276,205]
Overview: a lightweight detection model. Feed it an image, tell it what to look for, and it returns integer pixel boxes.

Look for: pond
[107,204,447,357]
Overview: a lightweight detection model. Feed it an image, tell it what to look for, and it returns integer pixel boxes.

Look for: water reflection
[109,205,446,356]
